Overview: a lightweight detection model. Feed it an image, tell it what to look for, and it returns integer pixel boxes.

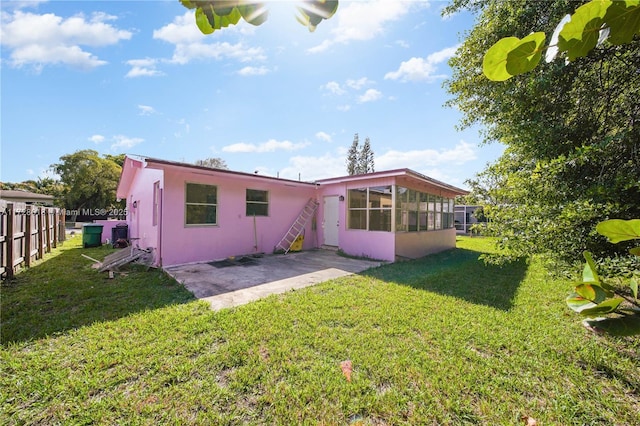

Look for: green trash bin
[82,223,104,248]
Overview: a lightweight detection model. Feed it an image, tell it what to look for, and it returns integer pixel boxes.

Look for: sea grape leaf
[603,0,640,45]
[483,37,521,81]
[558,0,611,61]
[566,292,597,313]
[578,298,624,316]
[505,32,546,75]
[582,251,600,284]
[596,219,640,243]
[196,6,215,34]
[574,283,607,303]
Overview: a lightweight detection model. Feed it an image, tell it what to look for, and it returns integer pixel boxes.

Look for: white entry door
[323,195,339,246]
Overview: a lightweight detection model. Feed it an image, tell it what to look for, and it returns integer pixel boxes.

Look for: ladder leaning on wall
[274,198,319,254]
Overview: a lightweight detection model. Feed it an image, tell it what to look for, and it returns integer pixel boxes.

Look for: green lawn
[1,236,638,425]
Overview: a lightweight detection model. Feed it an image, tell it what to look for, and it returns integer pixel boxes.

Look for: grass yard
[1,236,638,425]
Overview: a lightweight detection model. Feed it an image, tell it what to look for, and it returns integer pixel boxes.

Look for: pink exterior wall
[158,168,318,266]
[318,177,397,262]
[118,160,466,267]
[124,167,163,258]
[95,219,127,244]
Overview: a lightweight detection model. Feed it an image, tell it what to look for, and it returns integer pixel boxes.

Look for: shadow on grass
[363,247,528,311]
[1,238,195,345]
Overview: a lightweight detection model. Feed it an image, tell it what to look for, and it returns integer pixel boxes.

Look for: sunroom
[316,169,467,261]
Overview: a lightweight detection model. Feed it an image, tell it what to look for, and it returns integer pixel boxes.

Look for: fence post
[58,209,66,242]
[37,208,44,260]
[52,208,58,248]
[25,207,32,267]
[6,203,15,279]
[45,208,52,253]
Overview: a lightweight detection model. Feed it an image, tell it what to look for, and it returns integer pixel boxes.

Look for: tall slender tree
[346,133,359,175]
[359,137,375,174]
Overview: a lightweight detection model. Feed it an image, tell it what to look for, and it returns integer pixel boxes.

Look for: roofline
[141,157,318,188]
[0,190,55,200]
[316,168,468,195]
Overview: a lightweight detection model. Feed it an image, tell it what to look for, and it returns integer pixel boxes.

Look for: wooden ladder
[275,198,319,254]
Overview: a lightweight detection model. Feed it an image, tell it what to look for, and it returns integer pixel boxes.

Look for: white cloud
[322,81,345,95]
[237,65,269,76]
[111,135,144,151]
[385,45,459,82]
[279,153,346,181]
[137,105,157,116]
[88,134,105,144]
[358,89,383,103]
[153,12,265,65]
[125,58,164,78]
[395,40,410,48]
[308,1,428,53]
[222,139,309,153]
[152,12,204,45]
[376,140,477,171]
[0,10,131,70]
[315,131,332,143]
[26,168,34,175]
[345,77,373,90]
[337,104,351,112]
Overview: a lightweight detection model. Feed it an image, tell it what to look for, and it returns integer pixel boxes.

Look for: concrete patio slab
[164,249,383,310]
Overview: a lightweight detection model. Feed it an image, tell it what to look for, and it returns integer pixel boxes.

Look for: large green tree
[445,0,640,264]
[51,150,123,212]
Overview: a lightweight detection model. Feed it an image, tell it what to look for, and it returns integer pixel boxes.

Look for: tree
[346,133,360,175]
[51,150,123,212]
[180,0,338,34]
[346,134,375,175]
[445,0,640,265]
[195,157,229,169]
[472,206,488,223]
[104,154,126,168]
[359,137,375,174]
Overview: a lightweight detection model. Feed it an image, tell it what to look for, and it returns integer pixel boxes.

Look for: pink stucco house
[116,156,467,267]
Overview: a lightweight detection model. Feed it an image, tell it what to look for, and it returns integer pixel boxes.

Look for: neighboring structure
[116,156,467,267]
[454,205,481,234]
[0,189,55,206]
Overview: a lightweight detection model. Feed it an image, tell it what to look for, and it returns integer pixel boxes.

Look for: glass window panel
[419,192,429,211]
[186,183,217,204]
[428,212,435,230]
[186,205,217,225]
[435,212,442,229]
[396,208,406,232]
[369,209,391,231]
[246,189,268,203]
[408,211,418,232]
[349,188,367,208]
[348,210,367,230]
[419,212,427,230]
[369,186,392,208]
[246,203,268,216]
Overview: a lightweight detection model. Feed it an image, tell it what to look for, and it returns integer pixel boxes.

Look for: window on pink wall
[246,189,269,216]
[185,183,217,226]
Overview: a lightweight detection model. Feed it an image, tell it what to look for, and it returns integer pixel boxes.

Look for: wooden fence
[0,201,66,279]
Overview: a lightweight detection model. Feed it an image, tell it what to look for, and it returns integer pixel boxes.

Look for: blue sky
[1,0,504,188]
